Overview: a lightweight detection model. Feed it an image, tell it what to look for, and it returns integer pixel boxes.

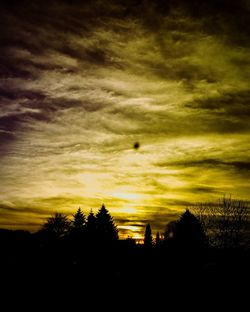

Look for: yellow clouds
[0,1,249,236]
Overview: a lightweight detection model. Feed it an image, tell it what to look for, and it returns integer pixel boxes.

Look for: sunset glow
[0,0,249,237]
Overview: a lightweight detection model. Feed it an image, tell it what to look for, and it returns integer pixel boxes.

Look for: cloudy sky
[0,0,249,238]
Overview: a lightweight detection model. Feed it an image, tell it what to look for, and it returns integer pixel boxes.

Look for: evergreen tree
[42,213,70,238]
[144,223,152,248]
[155,231,160,246]
[96,204,119,241]
[72,208,86,231]
[86,210,97,240]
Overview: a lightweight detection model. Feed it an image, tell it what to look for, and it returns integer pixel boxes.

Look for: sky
[0,0,250,238]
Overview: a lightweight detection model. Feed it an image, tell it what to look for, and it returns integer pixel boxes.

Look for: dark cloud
[157,159,250,171]
[187,185,218,194]
[115,209,181,234]
[142,210,181,232]
[187,90,250,116]
[0,87,45,102]
[0,203,50,216]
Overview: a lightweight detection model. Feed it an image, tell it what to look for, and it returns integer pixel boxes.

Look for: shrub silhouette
[164,221,177,241]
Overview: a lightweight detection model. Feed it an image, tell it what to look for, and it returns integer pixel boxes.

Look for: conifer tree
[86,209,97,240]
[72,208,86,231]
[42,213,70,238]
[156,231,160,246]
[144,223,152,248]
[96,204,119,241]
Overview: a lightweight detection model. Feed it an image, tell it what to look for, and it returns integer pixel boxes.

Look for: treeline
[153,196,249,250]
[39,204,118,242]
[0,196,249,296]
[37,196,249,250]
[1,196,248,251]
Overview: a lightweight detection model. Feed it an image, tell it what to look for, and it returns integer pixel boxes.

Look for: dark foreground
[1,229,249,303]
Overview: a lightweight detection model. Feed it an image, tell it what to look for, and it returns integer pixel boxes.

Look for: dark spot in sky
[133,142,140,149]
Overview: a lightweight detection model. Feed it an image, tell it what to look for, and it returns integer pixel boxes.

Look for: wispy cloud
[0,0,249,237]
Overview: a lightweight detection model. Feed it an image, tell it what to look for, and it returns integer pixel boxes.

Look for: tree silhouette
[155,231,160,246]
[144,223,152,248]
[164,221,177,241]
[42,213,70,238]
[72,208,86,231]
[174,209,207,250]
[96,204,119,241]
[86,210,97,241]
[191,196,249,248]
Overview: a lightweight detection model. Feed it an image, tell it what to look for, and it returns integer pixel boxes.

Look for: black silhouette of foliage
[164,221,177,241]
[174,209,207,250]
[1,197,249,296]
[191,196,249,248]
[96,204,119,241]
[155,231,160,246]
[42,212,70,238]
[72,208,86,231]
[86,210,97,239]
[144,223,152,248]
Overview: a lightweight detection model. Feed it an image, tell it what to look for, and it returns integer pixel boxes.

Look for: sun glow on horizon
[0,1,249,238]
[118,225,143,240]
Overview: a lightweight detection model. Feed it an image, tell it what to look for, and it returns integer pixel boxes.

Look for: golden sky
[0,0,250,238]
